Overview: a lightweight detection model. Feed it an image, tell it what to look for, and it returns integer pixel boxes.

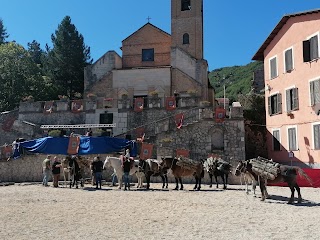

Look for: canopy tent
[13,136,137,158]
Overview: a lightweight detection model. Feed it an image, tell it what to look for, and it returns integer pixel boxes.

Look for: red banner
[176,149,189,157]
[1,116,16,131]
[71,100,83,113]
[43,101,54,114]
[1,145,12,159]
[215,108,226,123]
[175,113,184,129]
[134,98,144,112]
[140,143,154,160]
[67,136,80,155]
[166,97,176,111]
[135,127,145,142]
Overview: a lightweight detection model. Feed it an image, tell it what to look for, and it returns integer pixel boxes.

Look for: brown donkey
[235,160,313,204]
[161,157,204,191]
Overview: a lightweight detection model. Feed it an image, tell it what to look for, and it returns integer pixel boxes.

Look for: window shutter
[270,58,277,78]
[310,35,319,60]
[285,49,293,72]
[268,96,272,115]
[286,89,291,112]
[288,128,297,150]
[277,93,282,114]
[310,81,315,106]
[315,79,320,104]
[293,88,299,110]
[314,125,320,149]
[303,40,311,62]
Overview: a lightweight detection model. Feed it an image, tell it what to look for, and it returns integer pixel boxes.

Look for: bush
[48,130,61,137]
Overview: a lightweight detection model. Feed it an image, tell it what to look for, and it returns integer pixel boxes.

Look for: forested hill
[209,61,264,102]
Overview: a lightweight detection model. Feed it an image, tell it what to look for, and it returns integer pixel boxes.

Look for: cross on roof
[147,16,151,23]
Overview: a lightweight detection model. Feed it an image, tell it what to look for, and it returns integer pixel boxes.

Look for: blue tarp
[13,136,137,158]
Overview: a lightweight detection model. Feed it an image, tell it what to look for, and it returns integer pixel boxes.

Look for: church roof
[122,22,171,43]
[252,8,320,61]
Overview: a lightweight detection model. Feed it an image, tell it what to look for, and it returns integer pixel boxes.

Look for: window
[303,34,319,62]
[269,56,278,79]
[272,129,281,151]
[286,87,299,112]
[181,0,191,11]
[288,127,297,151]
[142,48,154,62]
[183,33,189,44]
[284,48,293,72]
[313,124,320,149]
[310,78,320,106]
[268,93,282,115]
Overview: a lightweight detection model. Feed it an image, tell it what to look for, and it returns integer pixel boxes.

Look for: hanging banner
[71,100,83,113]
[134,98,144,112]
[43,101,54,114]
[1,116,16,132]
[175,113,184,129]
[176,149,190,158]
[215,108,226,123]
[135,127,145,142]
[140,143,153,160]
[166,97,176,111]
[67,136,80,155]
[1,145,12,159]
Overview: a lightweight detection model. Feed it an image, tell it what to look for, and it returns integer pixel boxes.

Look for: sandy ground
[0,181,320,240]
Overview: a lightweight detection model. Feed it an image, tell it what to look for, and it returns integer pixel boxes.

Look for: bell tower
[171,0,203,60]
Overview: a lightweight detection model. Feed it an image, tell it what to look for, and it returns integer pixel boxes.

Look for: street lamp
[214,73,233,109]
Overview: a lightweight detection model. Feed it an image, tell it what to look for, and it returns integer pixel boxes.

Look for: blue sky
[1,0,320,71]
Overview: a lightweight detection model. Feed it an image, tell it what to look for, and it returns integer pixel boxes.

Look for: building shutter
[310,35,319,60]
[273,130,280,151]
[314,79,320,104]
[277,93,282,114]
[268,96,272,115]
[288,128,297,151]
[303,40,311,62]
[293,88,299,110]
[314,124,320,149]
[310,81,315,106]
[286,89,291,112]
[285,49,293,72]
[270,58,277,79]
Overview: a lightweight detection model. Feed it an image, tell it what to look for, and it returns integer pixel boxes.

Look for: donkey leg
[146,175,151,190]
[221,175,226,190]
[295,184,302,203]
[224,174,228,190]
[193,177,198,190]
[209,174,213,188]
[215,175,219,188]
[259,180,266,201]
[288,185,295,204]
[160,175,165,189]
[197,176,201,191]
[118,174,123,189]
[174,177,179,190]
[165,175,168,188]
[179,178,183,190]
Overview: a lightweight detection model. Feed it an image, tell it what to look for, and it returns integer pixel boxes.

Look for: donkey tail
[294,167,313,187]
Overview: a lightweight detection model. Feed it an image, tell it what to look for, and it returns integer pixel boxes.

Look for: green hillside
[209,61,264,103]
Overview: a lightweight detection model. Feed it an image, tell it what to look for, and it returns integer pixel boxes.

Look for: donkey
[138,158,168,190]
[203,157,232,189]
[235,160,312,204]
[160,157,204,191]
[103,156,141,189]
[61,155,84,188]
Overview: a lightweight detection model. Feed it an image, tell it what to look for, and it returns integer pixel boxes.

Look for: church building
[84,0,210,136]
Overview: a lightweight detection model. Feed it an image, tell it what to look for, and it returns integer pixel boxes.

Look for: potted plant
[22,95,34,102]
[58,95,69,101]
[200,100,211,108]
[121,93,128,100]
[187,89,198,96]
[149,90,159,98]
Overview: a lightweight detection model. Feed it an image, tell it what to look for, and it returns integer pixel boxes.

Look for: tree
[0,18,9,44]
[27,40,44,65]
[0,42,50,112]
[45,16,92,99]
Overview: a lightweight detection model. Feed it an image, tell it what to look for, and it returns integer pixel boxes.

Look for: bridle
[235,161,247,175]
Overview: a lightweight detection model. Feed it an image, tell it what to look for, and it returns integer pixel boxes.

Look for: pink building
[253,9,320,168]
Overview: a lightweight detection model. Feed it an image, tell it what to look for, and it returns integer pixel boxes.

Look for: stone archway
[210,127,224,151]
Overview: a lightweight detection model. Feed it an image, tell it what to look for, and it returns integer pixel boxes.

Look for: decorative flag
[1,116,16,132]
[176,149,190,158]
[44,101,54,114]
[134,98,144,112]
[215,108,226,123]
[67,136,80,155]
[1,145,12,159]
[140,143,154,160]
[71,100,83,113]
[135,127,145,142]
[175,113,184,129]
[165,97,176,111]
